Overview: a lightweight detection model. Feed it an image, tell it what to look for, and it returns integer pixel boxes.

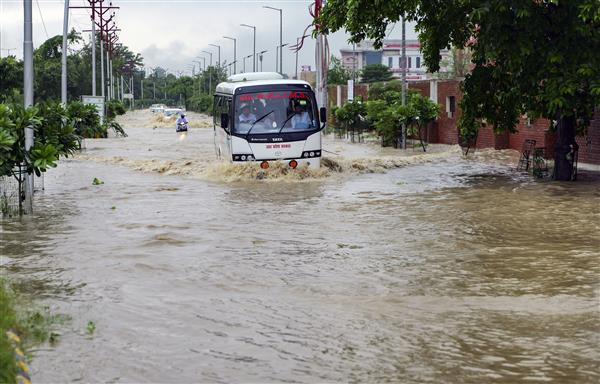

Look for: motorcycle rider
[176,113,188,131]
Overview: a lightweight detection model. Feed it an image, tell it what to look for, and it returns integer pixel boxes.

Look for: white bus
[213,72,327,169]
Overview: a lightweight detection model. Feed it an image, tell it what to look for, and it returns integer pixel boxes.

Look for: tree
[360,64,393,83]
[318,0,600,180]
[328,56,351,85]
[0,56,23,103]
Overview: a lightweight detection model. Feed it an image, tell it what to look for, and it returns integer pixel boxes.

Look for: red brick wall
[577,110,600,165]
[509,118,550,152]
[329,80,600,165]
[408,81,430,98]
[435,80,463,145]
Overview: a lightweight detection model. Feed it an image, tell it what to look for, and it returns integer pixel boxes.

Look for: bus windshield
[233,90,317,135]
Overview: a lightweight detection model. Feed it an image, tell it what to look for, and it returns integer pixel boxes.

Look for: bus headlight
[301,151,321,158]
[232,154,255,162]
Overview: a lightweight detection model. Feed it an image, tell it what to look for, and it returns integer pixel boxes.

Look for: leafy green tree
[407,92,439,151]
[328,56,351,85]
[360,64,393,83]
[0,104,79,213]
[0,56,23,103]
[318,0,600,180]
[334,99,366,133]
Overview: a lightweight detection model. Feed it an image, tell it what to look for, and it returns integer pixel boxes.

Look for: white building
[340,39,451,81]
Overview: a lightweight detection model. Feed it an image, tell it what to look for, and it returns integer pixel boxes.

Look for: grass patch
[0,278,68,383]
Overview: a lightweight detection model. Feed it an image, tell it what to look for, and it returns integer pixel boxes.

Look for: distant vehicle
[163,108,184,117]
[149,104,166,113]
[213,72,326,169]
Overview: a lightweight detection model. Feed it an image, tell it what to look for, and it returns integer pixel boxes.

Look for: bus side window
[213,96,220,125]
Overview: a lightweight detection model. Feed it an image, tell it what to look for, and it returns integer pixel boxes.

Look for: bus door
[214,95,232,159]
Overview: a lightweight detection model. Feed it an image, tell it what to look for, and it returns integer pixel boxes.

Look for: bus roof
[215,72,313,95]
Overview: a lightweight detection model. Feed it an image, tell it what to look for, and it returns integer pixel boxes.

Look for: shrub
[66,101,105,138]
[106,100,126,120]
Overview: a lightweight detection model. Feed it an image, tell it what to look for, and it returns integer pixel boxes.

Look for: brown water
[1,111,599,383]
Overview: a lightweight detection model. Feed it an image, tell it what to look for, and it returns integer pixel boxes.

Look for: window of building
[408,57,412,68]
[446,96,456,119]
[416,56,421,68]
[388,57,393,68]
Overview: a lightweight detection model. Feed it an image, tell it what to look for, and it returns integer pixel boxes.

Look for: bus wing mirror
[220,113,229,130]
[319,107,327,123]
[319,107,327,130]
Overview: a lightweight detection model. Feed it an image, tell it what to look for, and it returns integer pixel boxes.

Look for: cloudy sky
[1,0,417,76]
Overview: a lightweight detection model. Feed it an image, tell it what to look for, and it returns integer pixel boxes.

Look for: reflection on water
[1,119,599,383]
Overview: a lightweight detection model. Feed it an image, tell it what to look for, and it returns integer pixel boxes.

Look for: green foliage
[318,0,600,145]
[364,88,440,148]
[328,56,351,85]
[334,99,366,131]
[0,279,67,383]
[66,101,105,138]
[0,280,19,383]
[106,100,126,120]
[86,321,96,335]
[360,64,393,83]
[0,56,23,103]
[92,177,104,185]
[188,94,213,115]
[0,30,144,103]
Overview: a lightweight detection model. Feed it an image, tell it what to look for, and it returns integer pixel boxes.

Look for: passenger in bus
[238,104,257,123]
[291,102,311,130]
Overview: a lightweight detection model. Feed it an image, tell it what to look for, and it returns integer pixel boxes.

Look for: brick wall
[578,110,600,165]
[328,79,600,165]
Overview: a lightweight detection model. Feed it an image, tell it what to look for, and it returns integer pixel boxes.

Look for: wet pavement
[1,111,599,383]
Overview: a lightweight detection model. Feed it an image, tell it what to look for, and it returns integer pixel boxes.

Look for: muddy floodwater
[1,111,599,383]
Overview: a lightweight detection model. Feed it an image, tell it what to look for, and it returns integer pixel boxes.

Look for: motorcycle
[176,122,188,132]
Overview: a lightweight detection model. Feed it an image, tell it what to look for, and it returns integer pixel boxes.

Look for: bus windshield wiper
[246,110,274,139]
[278,112,297,134]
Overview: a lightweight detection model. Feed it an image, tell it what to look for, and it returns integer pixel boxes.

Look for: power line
[35,0,50,40]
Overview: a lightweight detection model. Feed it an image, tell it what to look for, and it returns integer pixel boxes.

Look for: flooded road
[1,111,599,383]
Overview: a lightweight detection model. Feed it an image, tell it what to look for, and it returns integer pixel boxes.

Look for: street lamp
[240,24,256,72]
[242,54,253,73]
[263,6,282,73]
[223,36,237,74]
[276,43,288,74]
[201,51,213,94]
[196,56,206,71]
[201,50,213,67]
[257,50,268,72]
[209,44,221,67]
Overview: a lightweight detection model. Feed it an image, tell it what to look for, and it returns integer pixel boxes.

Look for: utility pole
[401,16,407,149]
[223,36,236,74]
[258,50,267,72]
[263,6,283,73]
[202,51,213,93]
[23,0,34,212]
[240,24,256,72]
[91,21,96,95]
[209,44,220,67]
[61,0,69,104]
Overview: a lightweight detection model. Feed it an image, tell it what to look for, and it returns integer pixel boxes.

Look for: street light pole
[23,0,34,212]
[209,44,221,67]
[258,50,267,72]
[240,24,256,72]
[223,36,236,74]
[263,6,282,74]
[61,0,69,104]
[401,16,407,150]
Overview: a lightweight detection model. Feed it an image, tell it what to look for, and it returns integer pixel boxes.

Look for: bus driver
[291,101,311,129]
[238,104,257,124]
